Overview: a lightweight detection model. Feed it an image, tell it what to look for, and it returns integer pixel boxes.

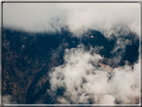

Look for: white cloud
[3,3,140,37]
[3,94,17,104]
[48,45,140,104]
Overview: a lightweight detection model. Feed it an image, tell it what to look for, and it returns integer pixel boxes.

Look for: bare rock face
[98,63,113,72]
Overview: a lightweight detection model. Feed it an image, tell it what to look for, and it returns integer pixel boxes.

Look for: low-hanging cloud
[48,44,140,104]
[3,3,140,37]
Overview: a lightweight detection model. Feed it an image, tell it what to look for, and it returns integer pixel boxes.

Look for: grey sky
[3,3,140,37]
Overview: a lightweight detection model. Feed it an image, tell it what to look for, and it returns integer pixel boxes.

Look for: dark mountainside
[2,27,139,104]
